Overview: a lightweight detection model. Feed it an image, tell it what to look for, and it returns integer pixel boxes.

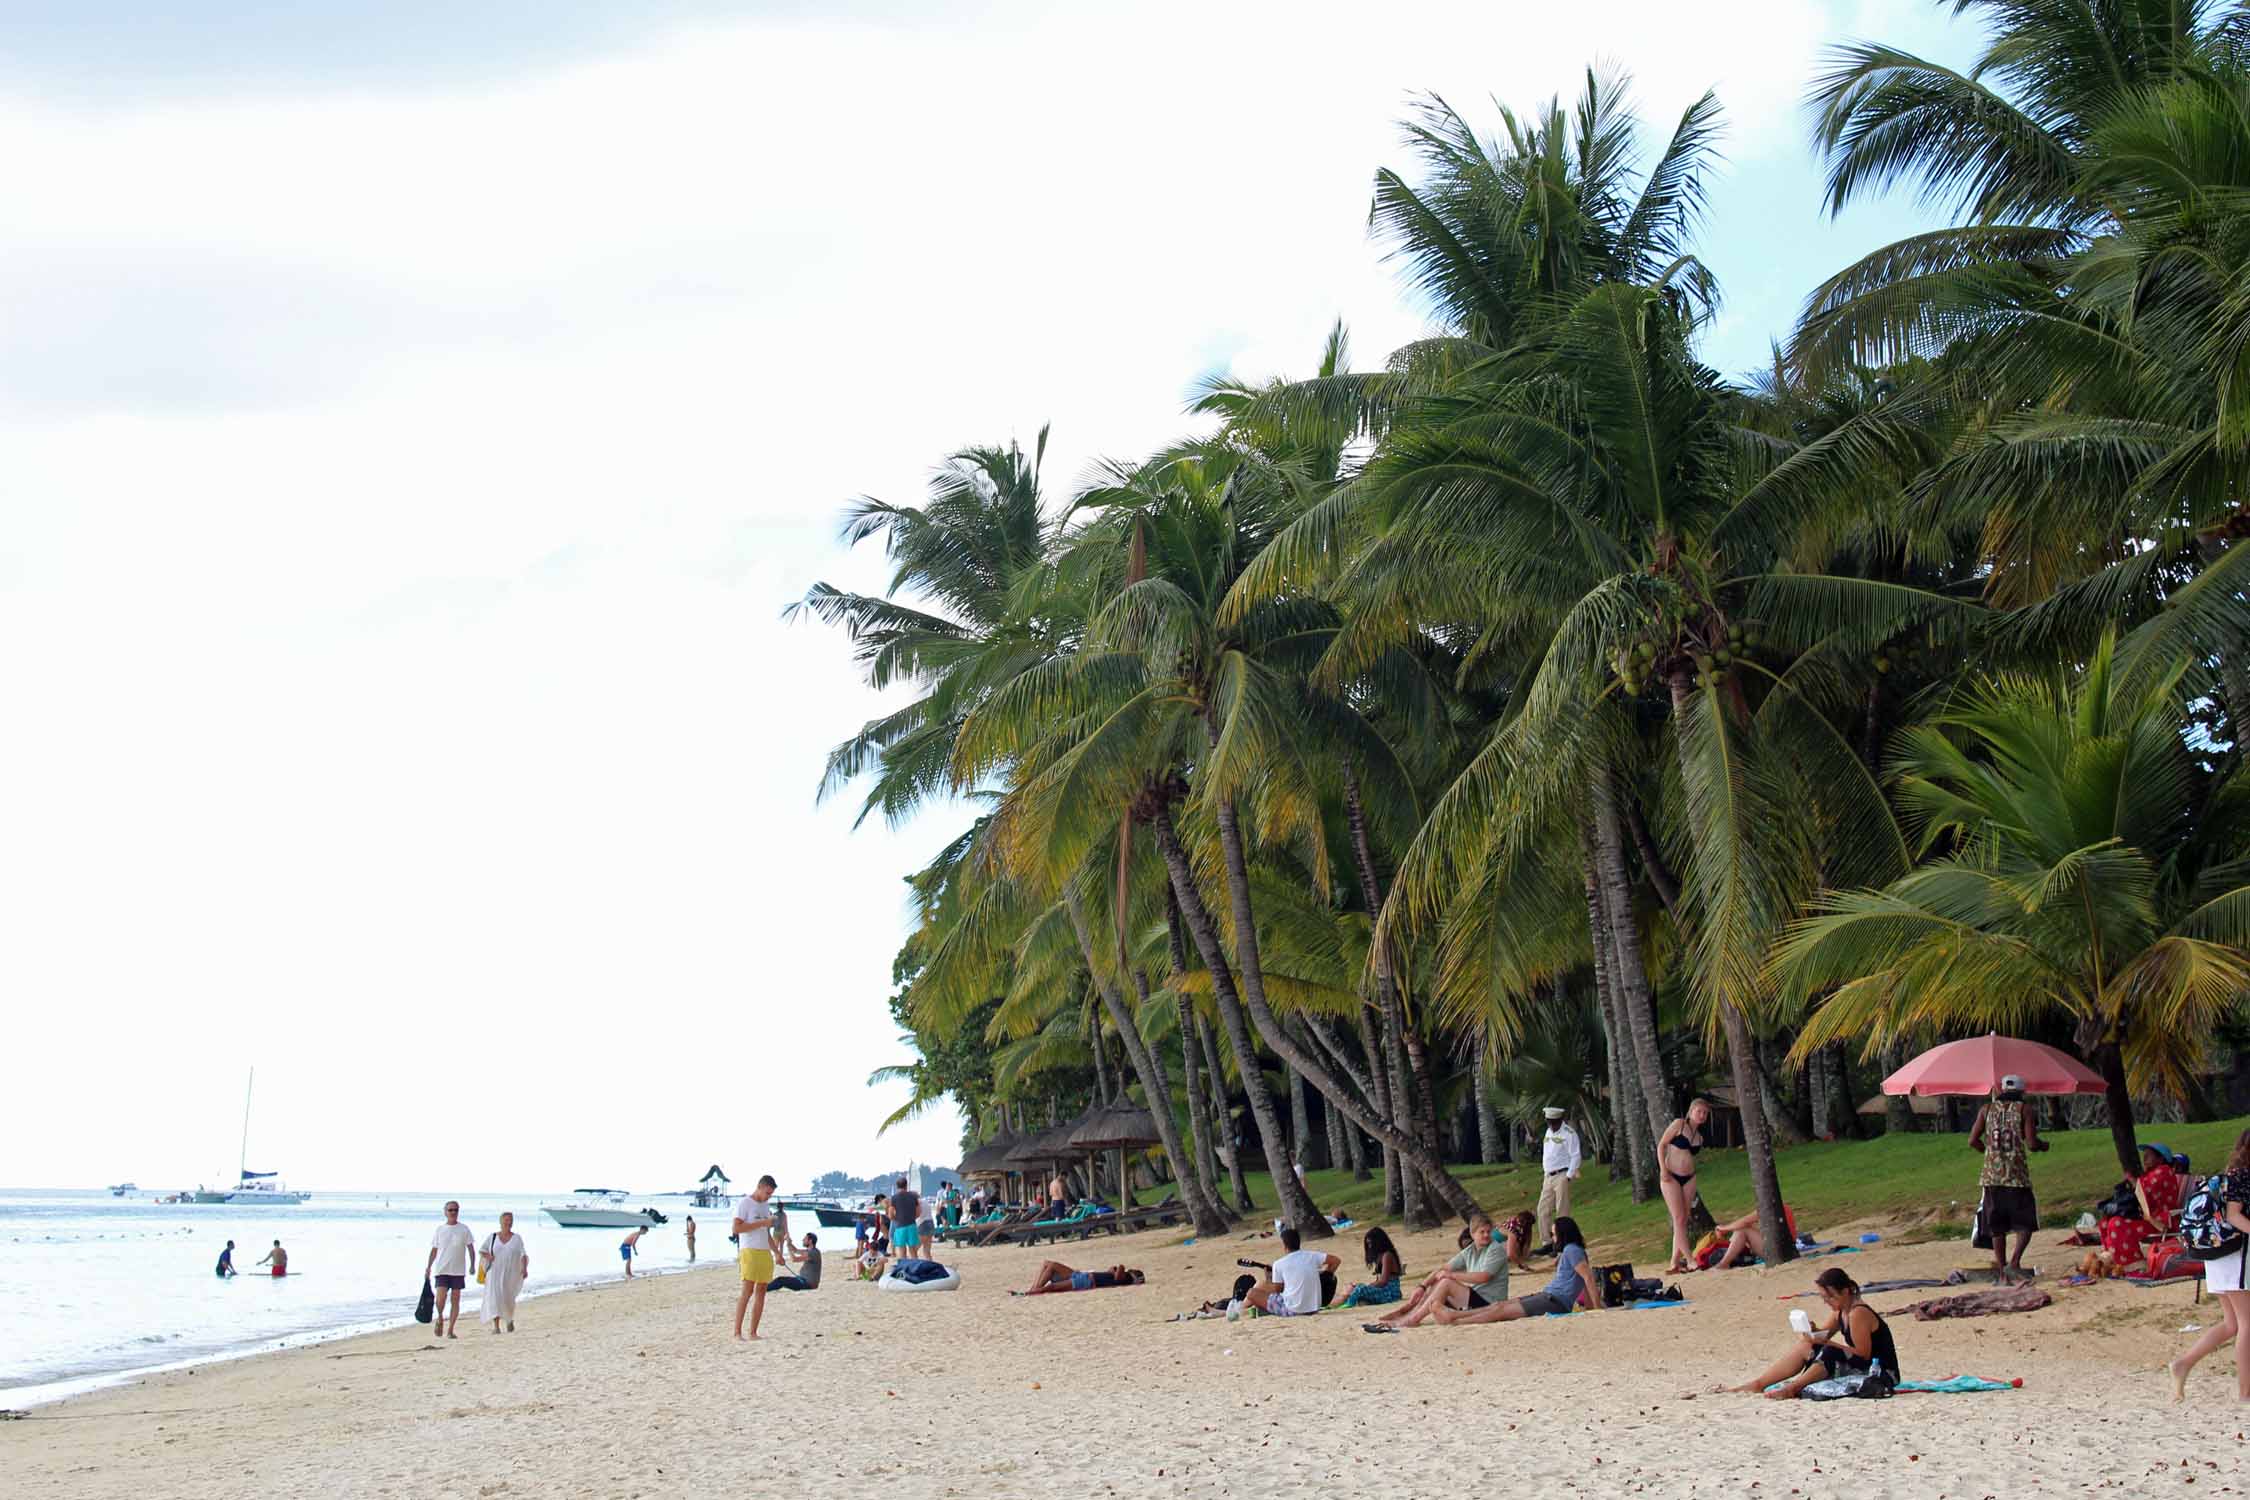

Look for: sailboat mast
[238,1067,254,1182]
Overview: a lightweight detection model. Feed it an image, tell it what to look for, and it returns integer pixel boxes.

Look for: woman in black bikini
[1660,1099,1710,1274]
[1720,1267,1900,1399]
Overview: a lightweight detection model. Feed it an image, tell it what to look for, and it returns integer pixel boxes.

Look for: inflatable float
[878,1259,961,1293]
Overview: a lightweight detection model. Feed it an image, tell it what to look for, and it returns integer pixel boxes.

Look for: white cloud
[0,1,1922,1191]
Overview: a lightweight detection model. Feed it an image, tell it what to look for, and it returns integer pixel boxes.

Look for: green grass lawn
[1196,1115,2248,1260]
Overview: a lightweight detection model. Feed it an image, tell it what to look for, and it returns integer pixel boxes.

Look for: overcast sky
[0,1,1959,1193]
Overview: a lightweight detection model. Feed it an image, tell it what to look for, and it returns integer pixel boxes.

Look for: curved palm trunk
[1588,792,1678,1163]
[1354,1003,1402,1209]
[1198,1015,1252,1211]
[1342,769,1454,1226]
[1195,771,1482,1225]
[1286,1056,1313,1172]
[1665,667,1792,1265]
[1472,1029,1502,1165]
[1164,890,1230,1198]
[2079,1018,2142,1177]
[1589,791,1706,1231]
[1148,808,1329,1235]
[1582,818,1659,1201]
[1170,982,1224,1215]
[1063,889,1230,1236]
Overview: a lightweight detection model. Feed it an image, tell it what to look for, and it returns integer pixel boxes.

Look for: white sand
[5,1219,2246,1498]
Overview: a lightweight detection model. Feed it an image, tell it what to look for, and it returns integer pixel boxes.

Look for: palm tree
[1778,636,2250,1173]
[788,430,1062,827]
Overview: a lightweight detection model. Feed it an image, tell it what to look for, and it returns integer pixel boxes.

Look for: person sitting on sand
[1435,1216,1597,1326]
[1332,1227,1404,1308]
[1020,1260,1146,1295]
[1502,1211,1536,1272]
[771,1231,822,1292]
[1720,1268,1900,1399]
[1710,1205,1798,1270]
[1366,1214,1508,1330]
[1244,1227,1339,1317]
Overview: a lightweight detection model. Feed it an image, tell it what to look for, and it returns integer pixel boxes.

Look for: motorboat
[542,1190,669,1230]
[779,1196,872,1230]
[109,1182,137,1196]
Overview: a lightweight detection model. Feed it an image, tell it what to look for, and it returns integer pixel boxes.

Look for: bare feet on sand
[2170,1359,2190,1403]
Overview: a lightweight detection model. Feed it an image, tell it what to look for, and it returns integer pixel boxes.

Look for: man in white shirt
[424,1200,476,1340]
[1244,1226,1340,1317]
[1537,1106,1583,1254]
[731,1174,779,1341]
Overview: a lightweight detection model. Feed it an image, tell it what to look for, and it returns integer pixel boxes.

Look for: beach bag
[1597,1263,1635,1308]
[2179,1176,2246,1260]
[1970,1202,1993,1251]
[414,1277,434,1325]
[2097,1180,2139,1222]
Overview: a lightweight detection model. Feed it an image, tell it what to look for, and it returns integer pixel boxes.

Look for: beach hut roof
[1067,1103,1162,1151]
[1005,1115,1090,1165]
[957,1133,1023,1174]
[698,1165,730,1184]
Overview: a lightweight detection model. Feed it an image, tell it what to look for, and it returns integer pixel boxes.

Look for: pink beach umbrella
[1881,1033,2107,1097]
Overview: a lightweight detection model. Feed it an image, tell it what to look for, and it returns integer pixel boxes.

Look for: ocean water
[0,1189,733,1406]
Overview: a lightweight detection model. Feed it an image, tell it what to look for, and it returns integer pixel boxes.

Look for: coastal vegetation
[798,0,2250,1257]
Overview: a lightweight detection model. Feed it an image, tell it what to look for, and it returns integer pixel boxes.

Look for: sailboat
[192,1069,308,1205]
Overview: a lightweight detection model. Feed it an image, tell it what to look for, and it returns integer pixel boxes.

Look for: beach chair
[1021,1202,1112,1247]
[966,1206,1043,1248]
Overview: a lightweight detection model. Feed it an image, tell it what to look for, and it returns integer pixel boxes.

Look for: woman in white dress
[481,1212,530,1333]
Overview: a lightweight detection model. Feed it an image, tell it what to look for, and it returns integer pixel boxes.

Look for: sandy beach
[7,1214,2248,1499]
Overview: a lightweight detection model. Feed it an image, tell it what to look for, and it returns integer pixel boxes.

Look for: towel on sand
[1889,1285,2051,1321]
[1895,1376,2018,1393]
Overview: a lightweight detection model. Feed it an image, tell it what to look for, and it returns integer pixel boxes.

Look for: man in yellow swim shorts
[731,1174,778,1341]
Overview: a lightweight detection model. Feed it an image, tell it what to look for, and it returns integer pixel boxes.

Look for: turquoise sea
[0,1188,724,1406]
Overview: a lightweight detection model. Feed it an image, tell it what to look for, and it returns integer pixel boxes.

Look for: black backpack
[2179,1175,2246,1261]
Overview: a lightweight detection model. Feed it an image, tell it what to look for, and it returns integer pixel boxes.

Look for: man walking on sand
[1535,1106,1583,1254]
[732,1174,778,1340]
[425,1201,474,1338]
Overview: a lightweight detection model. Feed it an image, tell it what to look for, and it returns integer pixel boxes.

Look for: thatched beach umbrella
[1008,1115,1092,1198]
[1069,1104,1162,1207]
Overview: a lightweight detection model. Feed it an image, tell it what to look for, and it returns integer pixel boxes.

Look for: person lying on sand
[1018,1261,1145,1295]
[1710,1206,1796,1270]
[1364,1214,1507,1330]
[1716,1268,1900,1399]
[1434,1217,1596,1325]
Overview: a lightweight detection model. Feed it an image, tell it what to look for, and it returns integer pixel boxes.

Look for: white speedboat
[542,1190,668,1229]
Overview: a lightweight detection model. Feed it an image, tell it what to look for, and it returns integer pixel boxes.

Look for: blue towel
[1629,1298,1688,1309]
[1894,1376,2015,1393]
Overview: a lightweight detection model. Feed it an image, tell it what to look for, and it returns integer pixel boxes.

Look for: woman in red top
[2138,1147,2185,1227]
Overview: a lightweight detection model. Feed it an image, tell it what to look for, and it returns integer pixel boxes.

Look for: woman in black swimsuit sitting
[1660,1098,1710,1274]
[1720,1268,1900,1399]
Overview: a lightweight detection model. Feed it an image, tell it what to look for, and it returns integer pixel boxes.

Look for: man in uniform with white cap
[1536,1106,1582,1255]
